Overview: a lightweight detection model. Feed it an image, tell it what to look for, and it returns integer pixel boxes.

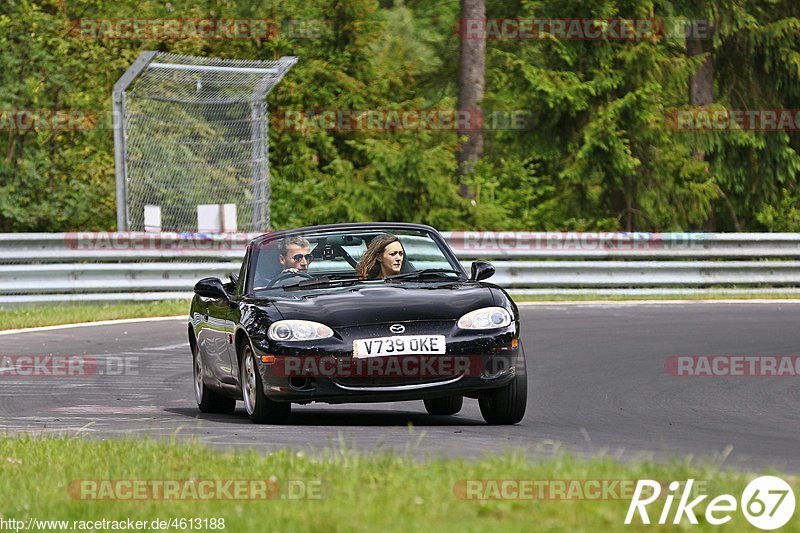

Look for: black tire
[423,395,463,416]
[241,343,291,424]
[192,337,236,414]
[479,349,527,425]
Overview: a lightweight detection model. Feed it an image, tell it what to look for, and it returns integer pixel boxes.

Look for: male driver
[279,236,313,272]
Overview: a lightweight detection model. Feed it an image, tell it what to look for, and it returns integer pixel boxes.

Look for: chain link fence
[114,52,297,232]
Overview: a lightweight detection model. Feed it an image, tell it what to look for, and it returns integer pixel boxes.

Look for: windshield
[247,227,464,293]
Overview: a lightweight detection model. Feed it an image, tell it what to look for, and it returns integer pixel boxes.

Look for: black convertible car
[189,222,527,424]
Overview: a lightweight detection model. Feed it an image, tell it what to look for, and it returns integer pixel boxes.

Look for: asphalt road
[1,302,799,471]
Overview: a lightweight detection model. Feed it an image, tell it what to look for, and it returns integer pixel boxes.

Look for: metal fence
[114,52,297,232]
[2,232,800,304]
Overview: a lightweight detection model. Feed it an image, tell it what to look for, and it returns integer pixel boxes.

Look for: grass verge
[0,436,795,532]
[0,300,189,330]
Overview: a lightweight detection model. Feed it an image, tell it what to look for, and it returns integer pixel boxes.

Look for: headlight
[267,320,334,341]
[457,307,512,330]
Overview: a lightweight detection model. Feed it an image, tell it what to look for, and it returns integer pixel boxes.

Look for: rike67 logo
[625,476,796,530]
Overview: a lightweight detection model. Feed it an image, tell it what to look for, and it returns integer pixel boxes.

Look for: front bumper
[251,320,521,403]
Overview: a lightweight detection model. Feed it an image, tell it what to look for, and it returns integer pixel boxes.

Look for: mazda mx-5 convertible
[188,222,527,424]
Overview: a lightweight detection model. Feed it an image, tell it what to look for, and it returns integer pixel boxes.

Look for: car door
[226,251,250,387]
[205,294,237,383]
[194,281,237,384]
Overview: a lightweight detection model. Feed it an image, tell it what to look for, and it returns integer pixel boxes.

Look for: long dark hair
[356,235,404,279]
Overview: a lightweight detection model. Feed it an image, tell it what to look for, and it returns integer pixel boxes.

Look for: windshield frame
[244,223,465,296]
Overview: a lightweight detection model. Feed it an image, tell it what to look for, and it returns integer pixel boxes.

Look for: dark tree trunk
[456,0,485,197]
[687,20,717,228]
[687,31,713,110]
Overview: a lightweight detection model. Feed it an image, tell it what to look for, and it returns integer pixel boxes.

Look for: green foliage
[756,187,800,231]
[2,0,800,231]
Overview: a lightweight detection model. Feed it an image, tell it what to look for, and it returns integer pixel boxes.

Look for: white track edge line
[516,299,800,306]
[0,316,187,336]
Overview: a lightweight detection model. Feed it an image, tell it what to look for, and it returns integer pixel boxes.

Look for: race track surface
[1,302,798,471]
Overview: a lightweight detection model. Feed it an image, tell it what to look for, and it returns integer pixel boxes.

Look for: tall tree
[682,2,724,228]
[456,0,485,197]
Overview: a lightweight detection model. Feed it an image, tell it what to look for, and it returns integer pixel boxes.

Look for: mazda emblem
[389,324,405,334]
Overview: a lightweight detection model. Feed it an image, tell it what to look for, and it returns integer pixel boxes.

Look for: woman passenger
[356,235,407,279]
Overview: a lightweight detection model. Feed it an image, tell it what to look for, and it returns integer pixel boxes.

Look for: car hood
[257,283,495,328]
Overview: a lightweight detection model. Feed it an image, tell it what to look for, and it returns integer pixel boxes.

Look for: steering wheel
[265,270,314,288]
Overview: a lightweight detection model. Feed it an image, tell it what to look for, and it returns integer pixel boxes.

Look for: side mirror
[470,261,495,282]
[194,277,229,300]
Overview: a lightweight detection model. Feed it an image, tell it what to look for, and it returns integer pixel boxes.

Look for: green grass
[512,292,800,302]
[0,300,189,330]
[0,436,796,532]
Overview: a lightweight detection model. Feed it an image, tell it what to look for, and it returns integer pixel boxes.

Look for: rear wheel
[423,395,463,416]
[193,340,236,414]
[241,343,291,424]
[479,350,527,425]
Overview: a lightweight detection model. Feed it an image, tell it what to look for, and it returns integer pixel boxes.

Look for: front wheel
[241,343,291,424]
[193,341,236,414]
[479,350,527,425]
[423,395,463,416]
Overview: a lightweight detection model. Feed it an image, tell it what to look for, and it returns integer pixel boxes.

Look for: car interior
[251,232,422,290]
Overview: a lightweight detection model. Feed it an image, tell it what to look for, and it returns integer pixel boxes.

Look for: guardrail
[2,232,800,304]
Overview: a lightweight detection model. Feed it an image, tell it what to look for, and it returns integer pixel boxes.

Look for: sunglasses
[289,253,314,263]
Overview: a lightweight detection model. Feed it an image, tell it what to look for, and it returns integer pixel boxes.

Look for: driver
[279,236,313,273]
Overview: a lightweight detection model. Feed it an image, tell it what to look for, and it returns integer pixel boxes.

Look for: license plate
[353,335,446,358]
